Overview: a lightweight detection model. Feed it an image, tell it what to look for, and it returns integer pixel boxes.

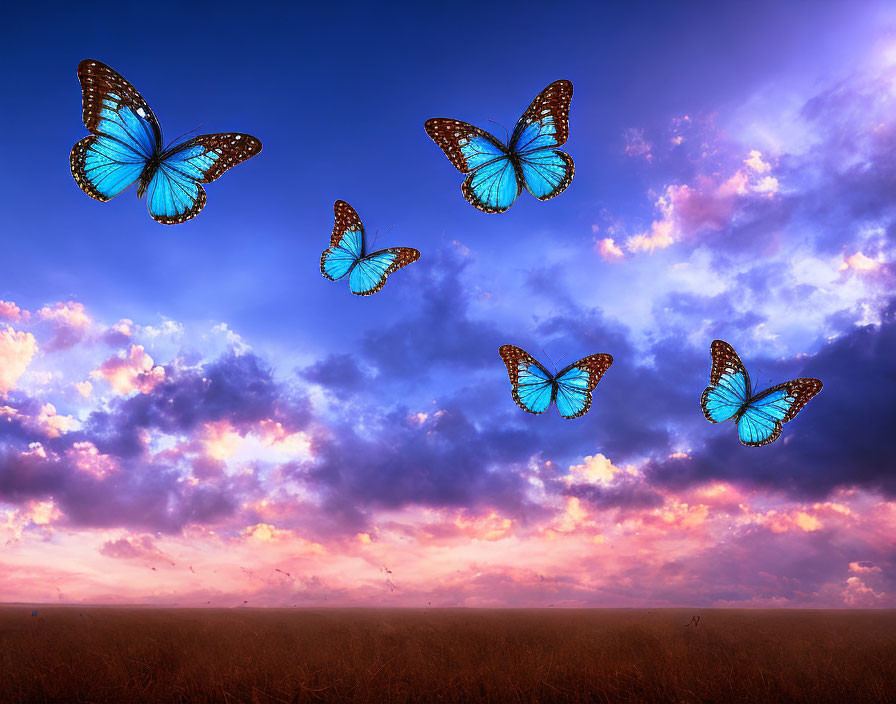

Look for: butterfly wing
[553,353,613,419]
[70,59,159,201]
[498,345,555,414]
[424,119,521,213]
[509,80,575,200]
[736,378,822,447]
[321,200,365,281]
[700,339,751,423]
[348,248,420,296]
[145,133,262,225]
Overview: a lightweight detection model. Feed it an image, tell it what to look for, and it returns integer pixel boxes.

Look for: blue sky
[1,1,895,607]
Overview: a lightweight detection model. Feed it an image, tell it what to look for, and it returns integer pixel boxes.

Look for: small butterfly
[701,340,822,447]
[320,201,420,296]
[499,345,613,419]
[70,59,261,224]
[425,80,574,213]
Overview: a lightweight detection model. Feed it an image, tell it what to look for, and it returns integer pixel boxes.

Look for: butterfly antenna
[554,352,570,369]
[164,124,204,151]
[488,118,510,144]
[541,347,557,374]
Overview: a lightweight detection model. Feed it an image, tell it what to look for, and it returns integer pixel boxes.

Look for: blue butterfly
[499,345,613,419]
[425,80,575,213]
[70,60,261,224]
[320,201,420,296]
[701,340,822,447]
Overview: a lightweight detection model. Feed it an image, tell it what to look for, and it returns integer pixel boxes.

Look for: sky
[1,0,895,608]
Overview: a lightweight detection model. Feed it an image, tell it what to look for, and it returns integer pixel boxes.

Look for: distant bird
[275,568,292,578]
[189,565,195,574]
[31,609,38,618]
[385,580,397,593]
[243,600,248,604]
[381,565,392,575]
[151,567,157,571]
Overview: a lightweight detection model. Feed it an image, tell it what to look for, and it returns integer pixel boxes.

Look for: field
[1,607,894,703]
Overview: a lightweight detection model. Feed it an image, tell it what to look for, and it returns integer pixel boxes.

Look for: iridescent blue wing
[424,119,521,213]
[509,80,575,200]
[736,378,822,447]
[321,200,365,281]
[70,59,159,201]
[146,133,262,225]
[553,353,613,419]
[349,248,420,296]
[700,340,751,423]
[498,345,555,414]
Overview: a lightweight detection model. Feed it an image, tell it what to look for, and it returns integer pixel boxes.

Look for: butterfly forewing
[168,134,263,184]
[511,80,573,149]
[76,59,161,142]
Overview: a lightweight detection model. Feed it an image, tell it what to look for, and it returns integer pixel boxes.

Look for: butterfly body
[71,60,261,224]
[499,345,612,419]
[700,340,822,447]
[425,80,574,213]
[320,201,420,296]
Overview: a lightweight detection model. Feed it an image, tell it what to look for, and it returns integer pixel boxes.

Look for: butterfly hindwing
[320,201,419,295]
[499,345,554,414]
[70,59,160,201]
[510,79,575,200]
[424,119,521,213]
[553,353,614,419]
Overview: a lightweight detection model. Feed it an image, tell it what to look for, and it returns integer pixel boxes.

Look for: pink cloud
[623,127,653,161]
[839,251,881,272]
[37,301,92,350]
[0,325,37,395]
[596,237,625,261]
[90,344,165,395]
[99,534,175,566]
[0,300,29,322]
[625,150,779,254]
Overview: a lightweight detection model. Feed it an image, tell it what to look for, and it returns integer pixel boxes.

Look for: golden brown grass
[1,607,894,703]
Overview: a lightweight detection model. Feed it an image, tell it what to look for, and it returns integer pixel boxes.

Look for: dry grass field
[1,607,894,703]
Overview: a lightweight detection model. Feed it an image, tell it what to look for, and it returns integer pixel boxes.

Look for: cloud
[90,345,165,395]
[37,301,91,351]
[646,299,896,497]
[623,127,653,161]
[0,325,37,395]
[0,301,29,323]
